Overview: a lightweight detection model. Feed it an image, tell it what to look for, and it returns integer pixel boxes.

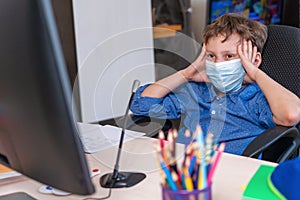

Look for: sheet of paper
[77,123,145,153]
[0,164,21,179]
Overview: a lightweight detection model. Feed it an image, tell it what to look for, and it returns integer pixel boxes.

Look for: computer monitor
[0,0,95,196]
[207,0,283,25]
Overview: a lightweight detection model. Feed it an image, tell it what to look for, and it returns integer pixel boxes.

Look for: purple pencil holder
[162,184,212,200]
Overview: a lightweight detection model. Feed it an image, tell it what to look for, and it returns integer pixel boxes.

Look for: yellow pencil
[182,166,194,191]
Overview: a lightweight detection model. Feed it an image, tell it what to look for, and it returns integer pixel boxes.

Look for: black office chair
[241,25,300,163]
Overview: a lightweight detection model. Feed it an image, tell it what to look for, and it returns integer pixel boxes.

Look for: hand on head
[181,45,210,83]
[238,39,262,84]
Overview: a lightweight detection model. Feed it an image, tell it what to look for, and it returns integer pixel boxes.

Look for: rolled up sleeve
[130,84,182,119]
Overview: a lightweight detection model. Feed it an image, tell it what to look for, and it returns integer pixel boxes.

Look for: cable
[82,188,112,200]
[83,177,117,200]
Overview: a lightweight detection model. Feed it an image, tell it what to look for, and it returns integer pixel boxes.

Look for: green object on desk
[243,165,283,200]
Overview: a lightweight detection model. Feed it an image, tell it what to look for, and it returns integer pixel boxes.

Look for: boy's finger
[248,40,252,59]
[200,45,206,57]
[251,46,257,64]
[238,44,244,59]
[242,39,249,58]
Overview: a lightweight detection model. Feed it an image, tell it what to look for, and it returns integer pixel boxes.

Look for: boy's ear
[254,52,262,67]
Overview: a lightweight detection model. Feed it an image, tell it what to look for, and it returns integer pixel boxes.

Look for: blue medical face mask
[206,58,245,93]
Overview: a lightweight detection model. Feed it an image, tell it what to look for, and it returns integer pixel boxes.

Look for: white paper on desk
[0,171,21,180]
[77,123,145,153]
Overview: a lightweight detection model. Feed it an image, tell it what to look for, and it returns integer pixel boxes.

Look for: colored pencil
[207,142,225,185]
[154,124,225,194]
[182,166,194,191]
[195,125,207,189]
[205,132,213,163]
[161,160,178,191]
[159,130,165,154]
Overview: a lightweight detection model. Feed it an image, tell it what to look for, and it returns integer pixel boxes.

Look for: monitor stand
[0,192,37,200]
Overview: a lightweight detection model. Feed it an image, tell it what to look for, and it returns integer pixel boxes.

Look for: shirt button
[211,110,216,115]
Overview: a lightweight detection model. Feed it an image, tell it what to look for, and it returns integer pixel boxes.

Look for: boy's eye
[207,54,215,59]
[206,54,215,62]
[226,54,234,59]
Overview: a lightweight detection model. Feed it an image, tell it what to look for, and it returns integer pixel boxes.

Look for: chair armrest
[124,115,181,137]
[99,115,179,137]
[242,126,300,163]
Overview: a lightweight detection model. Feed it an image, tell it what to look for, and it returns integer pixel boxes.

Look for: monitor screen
[0,0,95,195]
[208,0,283,25]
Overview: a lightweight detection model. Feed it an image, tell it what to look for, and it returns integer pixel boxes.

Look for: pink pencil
[159,130,165,155]
[207,142,225,185]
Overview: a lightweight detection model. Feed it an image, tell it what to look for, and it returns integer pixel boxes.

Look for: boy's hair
[202,13,268,52]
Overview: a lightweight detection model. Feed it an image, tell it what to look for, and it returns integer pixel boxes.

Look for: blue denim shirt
[130,81,276,155]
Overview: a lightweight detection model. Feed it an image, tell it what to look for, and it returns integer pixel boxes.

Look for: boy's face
[205,33,257,84]
[205,33,240,63]
[204,33,244,93]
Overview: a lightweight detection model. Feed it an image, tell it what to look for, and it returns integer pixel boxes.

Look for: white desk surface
[0,136,277,200]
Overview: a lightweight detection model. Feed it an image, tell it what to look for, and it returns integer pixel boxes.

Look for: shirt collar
[205,83,218,103]
[229,83,261,103]
[206,83,259,104]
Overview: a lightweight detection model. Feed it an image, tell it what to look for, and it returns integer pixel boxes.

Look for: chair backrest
[260,25,300,97]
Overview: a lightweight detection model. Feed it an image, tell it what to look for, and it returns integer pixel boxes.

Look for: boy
[130,13,300,155]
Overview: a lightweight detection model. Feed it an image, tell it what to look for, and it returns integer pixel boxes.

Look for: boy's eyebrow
[205,50,213,53]
[221,51,238,55]
[206,49,238,54]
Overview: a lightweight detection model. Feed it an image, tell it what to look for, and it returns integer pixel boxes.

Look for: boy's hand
[238,39,261,83]
[181,45,210,82]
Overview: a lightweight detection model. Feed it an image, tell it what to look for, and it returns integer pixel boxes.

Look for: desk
[153,25,182,39]
[0,136,276,200]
